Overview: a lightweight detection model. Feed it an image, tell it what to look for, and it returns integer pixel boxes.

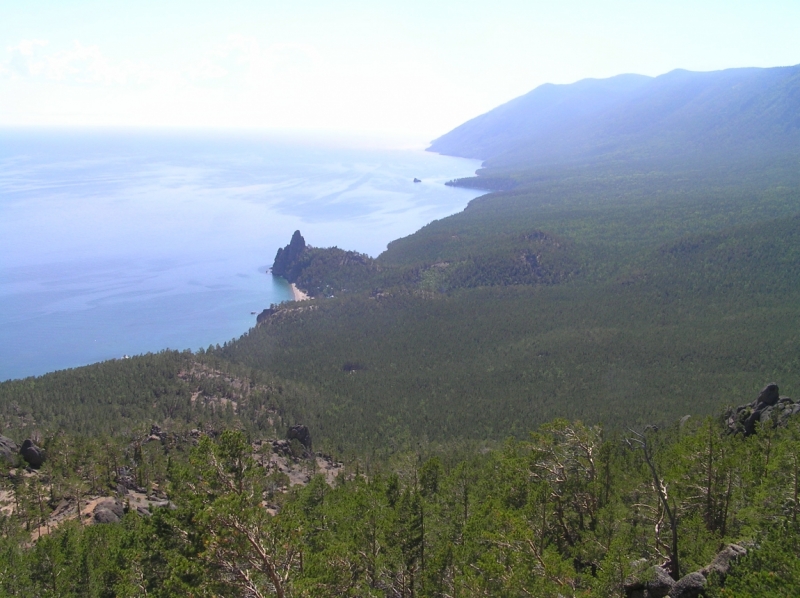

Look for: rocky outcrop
[257,303,319,326]
[146,424,168,444]
[272,230,307,278]
[93,499,125,524]
[0,435,18,463]
[271,439,292,456]
[725,383,800,436]
[700,544,747,580]
[19,439,45,468]
[116,466,144,493]
[288,425,312,449]
[269,230,379,298]
[647,567,676,597]
[625,544,746,598]
[669,572,707,598]
[755,383,780,407]
[256,306,276,324]
[625,564,674,598]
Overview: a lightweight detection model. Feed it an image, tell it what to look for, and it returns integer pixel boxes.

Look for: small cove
[0,129,482,380]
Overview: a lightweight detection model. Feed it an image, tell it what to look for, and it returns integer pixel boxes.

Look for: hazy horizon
[2,0,799,137]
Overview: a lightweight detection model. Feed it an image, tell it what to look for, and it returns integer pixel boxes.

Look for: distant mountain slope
[428,73,652,160]
[429,65,800,171]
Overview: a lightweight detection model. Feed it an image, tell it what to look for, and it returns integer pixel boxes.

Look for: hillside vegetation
[2,410,800,597]
[429,64,800,175]
[1,63,800,596]
[3,65,799,458]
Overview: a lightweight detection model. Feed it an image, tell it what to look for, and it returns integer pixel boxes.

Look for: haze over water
[0,129,482,380]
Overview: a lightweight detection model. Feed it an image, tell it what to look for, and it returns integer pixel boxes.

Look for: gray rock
[0,435,18,463]
[648,566,676,597]
[116,466,141,491]
[727,383,800,436]
[19,439,45,468]
[669,572,706,598]
[148,424,167,443]
[701,544,746,581]
[94,508,121,524]
[743,410,760,436]
[93,499,125,524]
[272,439,291,455]
[623,559,649,597]
[756,383,780,407]
[288,424,312,449]
[624,563,675,598]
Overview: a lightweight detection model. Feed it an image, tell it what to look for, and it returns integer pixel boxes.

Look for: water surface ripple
[0,129,481,380]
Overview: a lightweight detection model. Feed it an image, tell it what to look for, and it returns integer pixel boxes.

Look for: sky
[1,0,799,141]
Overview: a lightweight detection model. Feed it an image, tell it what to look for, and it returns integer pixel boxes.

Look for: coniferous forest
[3,64,800,596]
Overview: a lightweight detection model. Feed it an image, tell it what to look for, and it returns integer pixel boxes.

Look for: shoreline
[290,283,310,301]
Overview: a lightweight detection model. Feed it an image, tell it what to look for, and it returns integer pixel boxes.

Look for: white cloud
[11,39,48,56]
[3,39,48,77]
[1,39,163,86]
[0,34,480,136]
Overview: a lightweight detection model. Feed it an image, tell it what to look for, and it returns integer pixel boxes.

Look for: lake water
[0,129,482,380]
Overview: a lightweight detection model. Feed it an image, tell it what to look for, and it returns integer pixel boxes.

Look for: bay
[0,128,482,380]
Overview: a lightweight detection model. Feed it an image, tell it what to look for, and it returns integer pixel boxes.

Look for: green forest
[3,64,800,595]
[2,411,800,596]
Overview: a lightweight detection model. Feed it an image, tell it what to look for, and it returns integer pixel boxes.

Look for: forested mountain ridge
[429,64,800,177]
[234,63,800,457]
[230,212,800,455]
[3,63,800,595]
[4,65,799,458]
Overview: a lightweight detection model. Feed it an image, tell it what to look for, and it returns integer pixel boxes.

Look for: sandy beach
[290,283,310,301]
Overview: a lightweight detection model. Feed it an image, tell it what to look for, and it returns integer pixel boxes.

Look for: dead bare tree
[627,428,680,580]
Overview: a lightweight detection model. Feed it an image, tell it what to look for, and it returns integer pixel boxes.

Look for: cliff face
[270,230,378,298]
[272,230,307,278]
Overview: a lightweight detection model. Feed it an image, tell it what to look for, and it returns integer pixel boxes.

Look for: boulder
[755,383,780,407]
[726,383,800,436]
[94,508,121,524]
[0,435,18,463]
[116,466,142,492]
[701,544,746,581]
[743,409,761,436]
[272,439,291,455]
[149,424,167,443]
[288,424,312,449]
[648,566,676,597]
[668,572,706,598]
[93,499,125,524]
[19,439,45,468]
[624,564,675,598]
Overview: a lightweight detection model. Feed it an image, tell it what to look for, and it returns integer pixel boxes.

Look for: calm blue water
[0,129,482,380]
